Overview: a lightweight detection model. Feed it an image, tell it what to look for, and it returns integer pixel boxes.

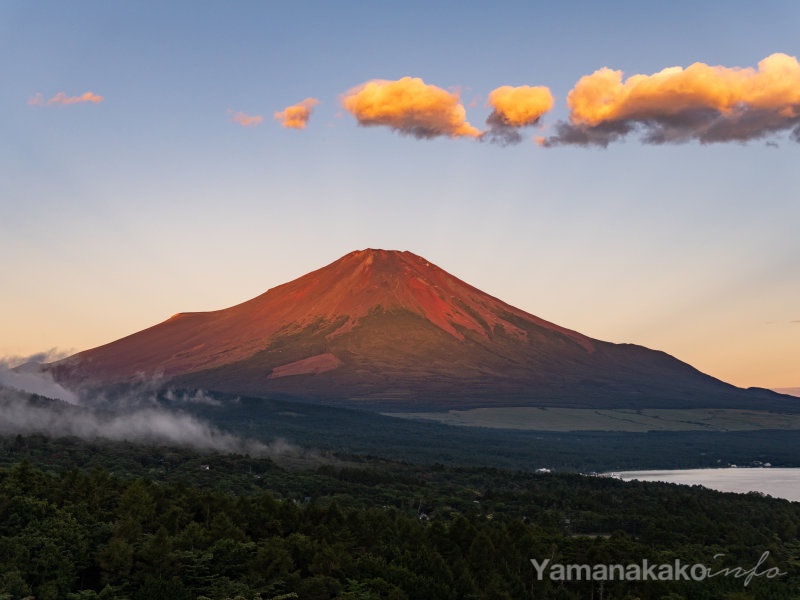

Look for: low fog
[0,350,79,404]
[0,353,301,459]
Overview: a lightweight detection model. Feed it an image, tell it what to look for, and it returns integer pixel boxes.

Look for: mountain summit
[52,249,790,410]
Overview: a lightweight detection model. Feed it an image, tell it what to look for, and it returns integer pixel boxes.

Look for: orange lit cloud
[28,91,104,106]
[542,53,800,146]
[229,110,263,127]
[484,85,554,145]
[341,77,480,139]
[274,97,319,129]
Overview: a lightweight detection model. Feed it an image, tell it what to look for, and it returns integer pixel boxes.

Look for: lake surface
[612,468,800,502]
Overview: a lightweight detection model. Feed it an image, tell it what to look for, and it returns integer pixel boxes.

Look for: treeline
[186,393,800,471]
[1,435,800,599]
[6,389,800,472]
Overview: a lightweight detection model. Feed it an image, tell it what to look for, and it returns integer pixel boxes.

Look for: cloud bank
[542,52,800,147]
[23,54,800,147]
[0,351,298,458]
[274,97,319,129]
[341,77,480,139]
[0,388,291,457]
[333,54,799,147]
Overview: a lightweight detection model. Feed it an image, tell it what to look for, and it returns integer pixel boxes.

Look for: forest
[1,433,799,600]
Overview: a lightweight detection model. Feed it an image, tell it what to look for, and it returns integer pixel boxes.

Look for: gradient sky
[2,1,798,389]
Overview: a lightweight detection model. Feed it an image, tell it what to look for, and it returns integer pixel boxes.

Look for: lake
[612,468,800,502]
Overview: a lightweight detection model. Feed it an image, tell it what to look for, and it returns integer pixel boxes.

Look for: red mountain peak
[49,249,789,412]
[53,249,594,386]
[257,248,529,342]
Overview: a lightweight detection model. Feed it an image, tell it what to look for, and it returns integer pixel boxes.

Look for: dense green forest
[1,434,799,600]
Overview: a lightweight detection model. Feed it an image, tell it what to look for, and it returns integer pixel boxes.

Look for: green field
[384,407,800,432]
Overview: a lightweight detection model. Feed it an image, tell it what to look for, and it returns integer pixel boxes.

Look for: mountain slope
[50,249,796,411]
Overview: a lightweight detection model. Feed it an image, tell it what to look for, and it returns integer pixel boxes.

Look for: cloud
[0,387,297,457]
[274,97,319,129]
[2,348,73,366]
[229,110,263,127]
[0,350,78,404]
[341,77,480,139]
[483,85,554,145]
[163,388,222,406]
[1,353,317,462]
[541,53,800,147]
[28,91,104,106]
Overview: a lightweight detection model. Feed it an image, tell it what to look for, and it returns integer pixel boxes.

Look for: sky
[1,1,798,390]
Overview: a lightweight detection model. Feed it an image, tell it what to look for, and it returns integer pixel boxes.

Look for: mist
[0,352,303,459]
[0,387,303,459]
[0,350,79,404]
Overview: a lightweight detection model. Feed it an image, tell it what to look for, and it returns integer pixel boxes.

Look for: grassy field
[383,407,800,432]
